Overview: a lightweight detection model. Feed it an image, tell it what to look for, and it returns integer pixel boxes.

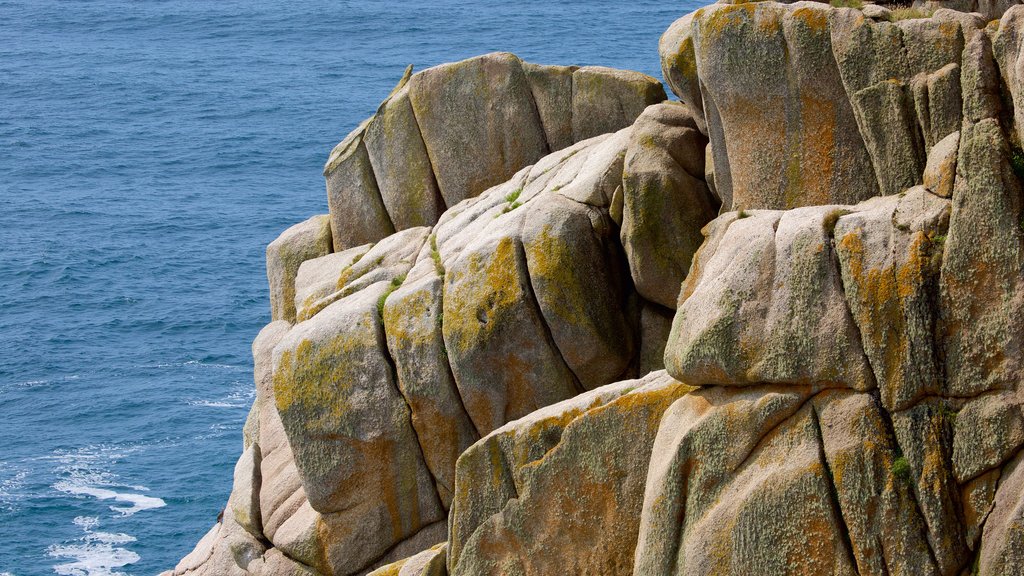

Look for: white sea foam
[54,481,165,516]
[48,518,140,576]
[47,444,167,517]
[0,465,29,512]
[186,378,254,409]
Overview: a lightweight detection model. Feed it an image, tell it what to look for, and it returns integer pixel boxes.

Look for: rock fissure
[809,402,862,576]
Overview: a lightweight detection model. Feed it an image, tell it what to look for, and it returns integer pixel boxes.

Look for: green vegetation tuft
[505,188,522,203]
[430,234,445,277]
[892,456,911,482]
[830,0,864,8]
[887,5,934,20]
[737,208,750,219]
[937,402,958,424]
[1010,146,1024,180]
[823,209,850,237]
[376,274,407,316]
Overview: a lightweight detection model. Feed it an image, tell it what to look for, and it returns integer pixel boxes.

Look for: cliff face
[168,2,1024,575]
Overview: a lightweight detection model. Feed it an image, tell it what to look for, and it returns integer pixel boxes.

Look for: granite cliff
[167,1,1024,574]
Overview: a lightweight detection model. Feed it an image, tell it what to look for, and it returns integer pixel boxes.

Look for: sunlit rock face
[169,2,1024,574]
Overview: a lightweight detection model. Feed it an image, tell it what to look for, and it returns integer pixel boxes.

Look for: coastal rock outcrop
[171,1,1024,575]
[323,53,665,251]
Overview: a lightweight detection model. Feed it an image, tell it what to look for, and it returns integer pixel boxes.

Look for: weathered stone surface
[253,549,320,576]
[639,302,673,375]
[521,192,634,388]
[666,206,874,390]
[366,543,447,576]
[408,52,550,207]
[634,385,857,576]
[862,4,891,19]
[952,390,1024,483]
[815,391,945,576]
[978,449,1024,575]
[252,321,300,542]
[658,13,705,132]
[267,215,333,323]
[940,118,1024,397]
[851,78,927,196]
[442,221,581,435]
[834,188,949,411]
[449,371,693,576]
[383,256,479,508]
[364,79,446,231]
[621,102,716,309]
[571,66,665,143]
[359,521,448,575]
[690,2,878,210]
[324,125,396,250]
[228,445,262,539]
[962,468,1001,550]
[272,282,445,567]
[923,130,960,198]
[294,243,373,322]
[295,227,428,322]
[994,5,1024,145]
[829,8,966,196]
[890,400,969,574]
[523,62,576,152]
[912,63,963,152]
[171,516,263,576]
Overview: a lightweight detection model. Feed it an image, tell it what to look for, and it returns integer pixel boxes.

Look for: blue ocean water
[0,1,698,573]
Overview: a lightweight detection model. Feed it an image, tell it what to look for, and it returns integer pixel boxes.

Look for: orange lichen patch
[701,4,757,44]
[788,94,837,208]
[792,6,829,33]
[721,95,788,207]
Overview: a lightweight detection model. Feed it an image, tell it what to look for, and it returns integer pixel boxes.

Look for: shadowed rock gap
[809,402,862,576]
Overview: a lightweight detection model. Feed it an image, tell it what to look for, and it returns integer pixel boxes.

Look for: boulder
[570,66,666,142]
[523,62,576,152]
[939,118,1024,397]
[977,449,1024,575]
[294,227,428,321]
[833,188,949,411]
[324,123,396,250]
[449,371,694,576]
[293,243,373,322]
[621,101,716,309]
[408,52,550,207]
[366,544,447,576]
[658,12,705,132]
[266,215,333,323]
[923,130,960,198]
[383,256,480,508]
[272,282,445,569]
[690,2,878,210]
[634,385,857,576]
[363,73,446,231]
[665,206,874,391]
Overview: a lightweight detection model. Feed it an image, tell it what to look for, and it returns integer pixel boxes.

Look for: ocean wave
[186,378,255,409]
[48,445,166,516]
[53,481,165,516]
[0,466,29,513]
[0,373,80,393]
[48,516,140,576]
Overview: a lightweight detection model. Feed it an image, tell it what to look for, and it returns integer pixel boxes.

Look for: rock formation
[168,1,1024,574]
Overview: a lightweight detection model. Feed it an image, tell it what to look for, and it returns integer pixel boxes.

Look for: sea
[0,0,699,573]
